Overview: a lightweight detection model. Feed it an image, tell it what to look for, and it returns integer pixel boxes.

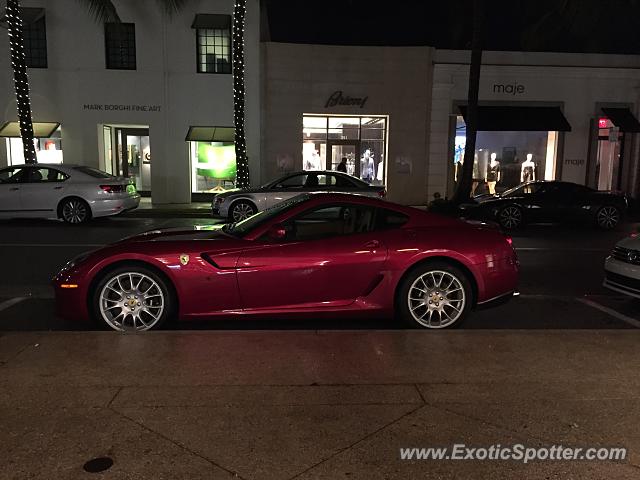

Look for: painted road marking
[515,247,609,252]
[577,298,640,329]
[0,244,105,247]
[0,297,28,314]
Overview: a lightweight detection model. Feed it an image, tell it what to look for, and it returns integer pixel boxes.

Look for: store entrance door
[115,128,151,195]
[327,141,359,177]
[595,121,624,191]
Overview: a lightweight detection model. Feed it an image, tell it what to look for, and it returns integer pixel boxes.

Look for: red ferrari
[53,193,519,331]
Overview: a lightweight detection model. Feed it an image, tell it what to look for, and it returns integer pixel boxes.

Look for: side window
[278,174,307,188]
[0,167,23,183]
[24,168,67,183]
[316,175,337,187]
[334,174,356,188]
[375,208,409,230]
[283,204,375,241]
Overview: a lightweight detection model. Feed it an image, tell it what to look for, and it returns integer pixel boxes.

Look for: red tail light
[505,236,513,246]
[100,184,125,193]
[378,189,387,198]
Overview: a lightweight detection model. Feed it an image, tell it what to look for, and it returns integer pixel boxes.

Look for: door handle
[53,186,63,190]
[364,240,381,249]
[9,187,19,191]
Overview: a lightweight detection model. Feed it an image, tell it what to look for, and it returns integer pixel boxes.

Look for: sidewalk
[123,197,214,218]
[1,329,639,479]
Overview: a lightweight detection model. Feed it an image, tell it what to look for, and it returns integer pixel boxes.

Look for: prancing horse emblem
[180,254,190,266]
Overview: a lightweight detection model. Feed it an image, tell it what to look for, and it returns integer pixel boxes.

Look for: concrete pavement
[1,329,640,479]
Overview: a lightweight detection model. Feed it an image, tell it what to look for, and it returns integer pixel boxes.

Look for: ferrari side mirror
[267,224,287,241]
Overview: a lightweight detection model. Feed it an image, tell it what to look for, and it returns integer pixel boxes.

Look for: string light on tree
[6,0,36,164]
[232,0,250,188]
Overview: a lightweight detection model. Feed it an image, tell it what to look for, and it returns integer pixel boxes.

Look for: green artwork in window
[196,143,236,179]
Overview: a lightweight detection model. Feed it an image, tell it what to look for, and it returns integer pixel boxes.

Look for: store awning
[191,14,231,29]
[185,126,235,142]
[458,106,572,132]
[601,107,640,132]
[0,121,60,138]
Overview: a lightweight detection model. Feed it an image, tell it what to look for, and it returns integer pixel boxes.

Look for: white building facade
[0,0,261,204]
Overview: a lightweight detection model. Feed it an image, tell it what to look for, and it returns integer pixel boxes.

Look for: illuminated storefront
[0,122,63,165]
[186,126,237,194]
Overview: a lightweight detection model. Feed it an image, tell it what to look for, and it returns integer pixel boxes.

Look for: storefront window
[302,115,387,185]
[453,115,558,195]
[190,141,236,193]
[595,118,623,191]
[6,126,63,165]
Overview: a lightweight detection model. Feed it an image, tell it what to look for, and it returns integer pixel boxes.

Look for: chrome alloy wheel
[407,270,466,328]
[597,206,620,229]
[98,272,165,332]
[499,205,522,229]
[231,202,255,221]
[62,199,88,224]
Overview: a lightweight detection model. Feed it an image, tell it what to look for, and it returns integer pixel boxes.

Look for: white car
[604,234,640,299]
[212,170,386,221]
[0,163,140,224]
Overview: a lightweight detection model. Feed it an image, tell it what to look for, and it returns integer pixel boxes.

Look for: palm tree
[451,0,484,205]
[232,0,250,188]
[6,0,37,164]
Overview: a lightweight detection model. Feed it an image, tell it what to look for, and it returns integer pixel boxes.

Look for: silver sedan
[212,170,387,221]
[0,163,140,224]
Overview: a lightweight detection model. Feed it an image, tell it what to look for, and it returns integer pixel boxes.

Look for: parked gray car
[212,170,386,221]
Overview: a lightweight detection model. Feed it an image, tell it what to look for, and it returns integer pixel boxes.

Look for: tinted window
[277,174,307,188]
[23,167,67,183]
[503,183,542,196]
[0,167,24,183]
[284,204,375,241]
[375,208,409,230]
[225,194,311,236]
[73,166,114,179]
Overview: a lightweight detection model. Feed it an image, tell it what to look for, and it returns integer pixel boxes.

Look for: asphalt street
[0,214,639,331]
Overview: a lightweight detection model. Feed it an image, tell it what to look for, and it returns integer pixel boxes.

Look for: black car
[464,181,627,230]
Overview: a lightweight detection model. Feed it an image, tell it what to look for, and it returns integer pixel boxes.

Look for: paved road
[0,215,639,331]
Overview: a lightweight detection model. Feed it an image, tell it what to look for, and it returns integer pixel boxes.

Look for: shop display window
[190,141,236,193]
[302,115,388,185]
[6,126,63,165]
[453,115,558,195]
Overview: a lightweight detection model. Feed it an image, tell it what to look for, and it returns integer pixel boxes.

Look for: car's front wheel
[60,198,91,224]
[92,265,174,332]
[595,205,621,230]
[397,262,472,329]
[229,200,257,222]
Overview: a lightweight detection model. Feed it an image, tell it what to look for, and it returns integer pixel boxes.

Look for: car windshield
[73,166,115,179]
[501,183,541,197]
[223,194,311,237]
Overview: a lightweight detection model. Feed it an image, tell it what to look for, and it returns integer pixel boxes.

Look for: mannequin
[471,151,486,196]
[486,152,501,194]
[361,149,374,182]
[454,158,463,183]
[520,153,536,183]
[376,159,384,183]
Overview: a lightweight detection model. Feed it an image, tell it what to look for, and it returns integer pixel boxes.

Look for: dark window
[196,18,231,74]
[23,167,67,183]
[23,14,47,68]
[277,174,307,188]
[284,204,376,241]
[73,166,114,179]
[375,208,409,230]
[0,167,25,183]
[105,23,136,70]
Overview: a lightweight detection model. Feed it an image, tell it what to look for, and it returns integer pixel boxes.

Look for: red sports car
[53,193,519,331]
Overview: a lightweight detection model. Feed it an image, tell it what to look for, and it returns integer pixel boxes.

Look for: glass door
[116,128,150,193]
[595,119,624,191]
[327,141,359,177]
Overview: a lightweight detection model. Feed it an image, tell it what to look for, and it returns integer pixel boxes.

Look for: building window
[22,12,47,68]
[192,14,232,74]
[301,115,388,186]
[104,23,136,70]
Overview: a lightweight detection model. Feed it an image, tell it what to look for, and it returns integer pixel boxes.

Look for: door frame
[115,127,149,183]
[326,140,360,177]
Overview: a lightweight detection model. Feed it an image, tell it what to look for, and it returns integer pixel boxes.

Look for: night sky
[264,0,640,55]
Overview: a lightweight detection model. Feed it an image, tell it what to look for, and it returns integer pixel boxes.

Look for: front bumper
[604,256,640,299]
[92,195,141,218]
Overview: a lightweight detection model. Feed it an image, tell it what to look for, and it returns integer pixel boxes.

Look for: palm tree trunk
[232,0,250,188]
[452,0,484,204]
[6,0,37,164]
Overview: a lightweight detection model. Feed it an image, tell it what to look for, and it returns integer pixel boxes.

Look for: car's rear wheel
[397,262,472,329]
[229,200,257,222]
[92,265,173,332]
[595,205,621,230]
[497,204,523,230]
[60,198,91,224]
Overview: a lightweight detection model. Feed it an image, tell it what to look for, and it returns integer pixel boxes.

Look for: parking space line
[577,298,640,328]
[0,244,105,247]
[515,247,608,252]
[0,297,28,314]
